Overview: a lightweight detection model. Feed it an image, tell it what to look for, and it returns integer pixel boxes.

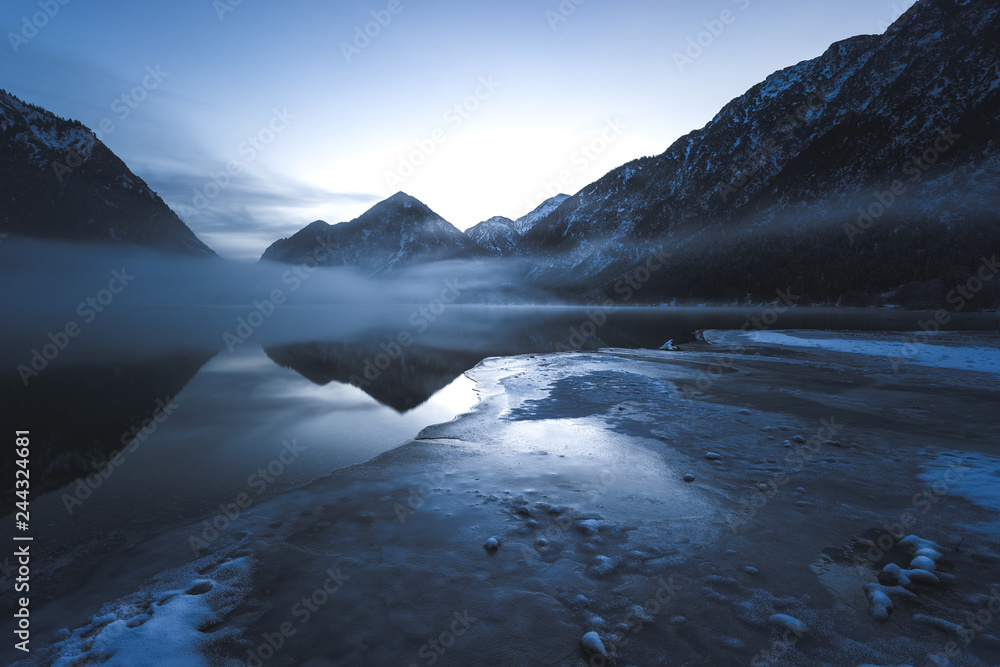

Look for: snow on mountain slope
[260,192,489,274]
[513,193,570,236]
[515,0,1000,302]
[0,89,216,256]
[466,216,518,255]
[466,195,571,256]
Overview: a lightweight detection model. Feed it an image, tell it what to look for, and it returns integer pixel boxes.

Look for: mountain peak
[466,215,519,256]
[481,216,515,225]
[466,195,574,256]
[261,192,488,273]
[365,192,437,220]
[384,191,423,207]
[0,90,215,256]
[513,194,572,236]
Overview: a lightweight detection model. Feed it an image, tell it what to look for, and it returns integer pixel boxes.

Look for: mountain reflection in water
[4,305,998,535]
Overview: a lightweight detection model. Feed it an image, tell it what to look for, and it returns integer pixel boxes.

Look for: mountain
[0,89,215,256]
[516,0,1000,306]
[260,192,489,273]
[514,193,571,235]
[466,216,517,255]
[466,194,571,256]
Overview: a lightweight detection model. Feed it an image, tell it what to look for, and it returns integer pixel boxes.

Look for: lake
[5,305,997,546]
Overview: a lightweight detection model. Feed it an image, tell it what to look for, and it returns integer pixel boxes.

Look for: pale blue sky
[2,0,917,259]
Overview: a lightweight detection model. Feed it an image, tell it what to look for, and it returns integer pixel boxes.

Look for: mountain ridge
[466,194,571,256]
[260,191,489,274]
[515,0,1000,305]
[0,88,216,257]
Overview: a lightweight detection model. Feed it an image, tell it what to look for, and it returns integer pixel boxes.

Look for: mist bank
[599,209,1000,310]
[0,238,561,365]
[2,237,998,376]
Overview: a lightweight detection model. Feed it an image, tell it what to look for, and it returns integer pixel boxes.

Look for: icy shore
[12,330,1000,666]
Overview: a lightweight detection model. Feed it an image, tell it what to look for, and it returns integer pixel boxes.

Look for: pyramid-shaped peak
[384,191,423,206]
[357,192,449,227]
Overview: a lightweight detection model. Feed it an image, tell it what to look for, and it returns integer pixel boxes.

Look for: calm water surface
[4,305,998,553]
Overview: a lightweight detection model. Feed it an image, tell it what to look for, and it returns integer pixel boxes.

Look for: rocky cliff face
[516,0,1000,304]
[260,192,489,274]
[0,89,215,256]
[466,216,519,255]
[466,194,572,256]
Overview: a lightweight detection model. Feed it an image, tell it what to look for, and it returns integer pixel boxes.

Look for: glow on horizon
[2,0,918,260]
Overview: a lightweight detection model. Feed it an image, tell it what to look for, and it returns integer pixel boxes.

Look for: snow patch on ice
[919,450,1000,531]
[743,331,1000,374]
[54,593,211,667]
[42,553,253,667]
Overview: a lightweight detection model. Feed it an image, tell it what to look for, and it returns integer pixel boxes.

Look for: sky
[2,0,918,260]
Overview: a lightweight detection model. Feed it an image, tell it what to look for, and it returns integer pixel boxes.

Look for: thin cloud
[132,162,379,259]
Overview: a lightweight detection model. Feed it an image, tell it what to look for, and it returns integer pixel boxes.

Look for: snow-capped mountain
[466,216,518,255]
[514,193,570,235]
[261,192,489,274]
[516,0,1000,303]
[0,89,215,256]
[466,194,571,256]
